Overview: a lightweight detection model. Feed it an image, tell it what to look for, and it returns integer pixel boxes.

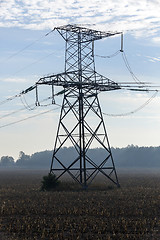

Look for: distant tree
[30,150,52,168]
[16,151,30,167]
[0,156,14,167]
[12,146,160,169]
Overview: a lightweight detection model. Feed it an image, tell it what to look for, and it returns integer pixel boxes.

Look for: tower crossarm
[36,71,121,91]
[54,24,122,43]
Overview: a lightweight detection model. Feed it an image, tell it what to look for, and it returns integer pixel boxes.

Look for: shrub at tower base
[40,173,60,191]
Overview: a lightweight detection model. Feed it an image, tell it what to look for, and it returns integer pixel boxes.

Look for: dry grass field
[0,169,160,239]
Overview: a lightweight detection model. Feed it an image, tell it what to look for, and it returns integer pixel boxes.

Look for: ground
[0,169,160,239]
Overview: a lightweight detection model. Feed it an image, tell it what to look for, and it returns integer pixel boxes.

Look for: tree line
[1,145,160,169]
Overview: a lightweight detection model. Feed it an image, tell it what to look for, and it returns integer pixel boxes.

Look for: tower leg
[50,90,120,188]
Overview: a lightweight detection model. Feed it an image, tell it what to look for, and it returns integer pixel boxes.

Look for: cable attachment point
[52,99,56,104]
[36,101,40,106]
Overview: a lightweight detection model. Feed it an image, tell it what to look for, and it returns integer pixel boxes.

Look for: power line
[20,95,37,111]
[95,50,121,58]
[121,51,143,84]
[0,94,20,106]
[11,49,63,77]
[0,69,70,110]
[102,90,158,117]
[0,29,56,65]
[0,85,48,108]
[0,106,28,120]
[95,44,144,85]
[0,106,60,129]
[0,96,60,119]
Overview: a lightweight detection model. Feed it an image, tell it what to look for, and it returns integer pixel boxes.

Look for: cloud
[0,0,160,39]
[152,37,160,45]
[1,77,28,83]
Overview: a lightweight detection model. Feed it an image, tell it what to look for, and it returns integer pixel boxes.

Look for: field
[0,169,160,240]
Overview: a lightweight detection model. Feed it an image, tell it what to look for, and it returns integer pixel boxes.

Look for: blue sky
[0,0,160,159]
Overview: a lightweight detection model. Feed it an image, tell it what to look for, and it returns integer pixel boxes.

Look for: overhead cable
[0,94,20,106]
[95,50,121,58]
[0,95,61,120]
[102,90,158,117]
[20,95,37,111]
[0,106,60,129]
[11,49,63,77]
[0,84,36,107]
[0,106,30,120]
[121,51,143,84]
[0,28,56,65]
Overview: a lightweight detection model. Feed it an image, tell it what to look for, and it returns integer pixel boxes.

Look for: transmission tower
[26,24,123,189]
[34,24,122,189]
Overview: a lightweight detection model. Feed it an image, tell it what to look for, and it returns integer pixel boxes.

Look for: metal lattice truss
[36,71,120,92]
[55,24,121,76]
[49,88,119,187]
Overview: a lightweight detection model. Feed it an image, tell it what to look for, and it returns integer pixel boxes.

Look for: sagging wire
[95,33,123,59]
[95,50,121,59]
[20,95,37,111]
[0,85,47,110]
[0,82,65,119]
[95,31,144,85]
[102,90,158,117]
[120,33,144,84]
[121,51,142,84]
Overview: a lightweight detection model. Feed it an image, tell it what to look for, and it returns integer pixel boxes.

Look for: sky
[0,0,160,160]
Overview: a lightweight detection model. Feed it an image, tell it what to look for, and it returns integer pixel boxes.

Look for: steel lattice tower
[36,25,122,189]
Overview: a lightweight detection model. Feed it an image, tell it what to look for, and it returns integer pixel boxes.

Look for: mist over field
[1,145,160,170]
